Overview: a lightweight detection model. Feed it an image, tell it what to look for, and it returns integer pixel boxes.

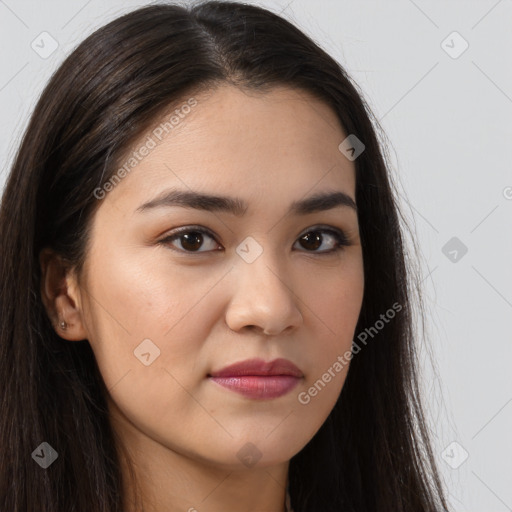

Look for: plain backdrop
[1,1,511,510]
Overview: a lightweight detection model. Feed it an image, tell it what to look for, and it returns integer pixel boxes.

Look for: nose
[225,251,304,336]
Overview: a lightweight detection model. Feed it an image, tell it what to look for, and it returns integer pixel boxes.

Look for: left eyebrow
[135,188,357,216]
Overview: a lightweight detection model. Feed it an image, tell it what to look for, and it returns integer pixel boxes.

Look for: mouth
[207,358,303,400]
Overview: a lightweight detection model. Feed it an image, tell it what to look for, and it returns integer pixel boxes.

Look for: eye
[159,226,220,253]
[294,226,350,254]
[159,225,350,255]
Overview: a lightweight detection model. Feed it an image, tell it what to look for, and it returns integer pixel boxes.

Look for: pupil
[182,232,203,251]
[301,232,321,250]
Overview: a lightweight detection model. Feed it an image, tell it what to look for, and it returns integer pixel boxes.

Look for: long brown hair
[0,2,449,510]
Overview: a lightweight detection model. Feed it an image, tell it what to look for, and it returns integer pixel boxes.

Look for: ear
[39,247,88,341]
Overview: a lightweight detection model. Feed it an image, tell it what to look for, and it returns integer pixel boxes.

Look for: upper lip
[208,358,303,378]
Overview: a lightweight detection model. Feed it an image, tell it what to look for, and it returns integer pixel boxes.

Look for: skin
[40,84,364,512]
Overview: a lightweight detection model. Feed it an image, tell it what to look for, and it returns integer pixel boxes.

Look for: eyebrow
[135,188,357,216]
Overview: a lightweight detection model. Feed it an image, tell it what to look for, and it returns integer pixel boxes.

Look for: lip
[208,358,303,400]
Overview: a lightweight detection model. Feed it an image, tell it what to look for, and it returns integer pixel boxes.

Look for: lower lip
[208,375,301,399]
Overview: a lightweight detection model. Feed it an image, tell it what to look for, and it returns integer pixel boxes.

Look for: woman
[0,2,450,511]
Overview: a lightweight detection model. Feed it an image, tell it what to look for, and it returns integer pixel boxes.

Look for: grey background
[1,0,511,510]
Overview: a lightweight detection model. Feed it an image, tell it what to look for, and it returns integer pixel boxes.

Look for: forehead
[100,84,356,214]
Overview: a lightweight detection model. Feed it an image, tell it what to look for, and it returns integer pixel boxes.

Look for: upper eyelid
[160,224,350,249]
[162,224,347,239]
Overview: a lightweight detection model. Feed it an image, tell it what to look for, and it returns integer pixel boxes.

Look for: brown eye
[298,232,322,251]
[159,225,349,255]
[294,228,349,254]
[160,227,220,253]
[178,232,205,251]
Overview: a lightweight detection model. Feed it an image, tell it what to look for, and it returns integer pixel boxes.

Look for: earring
[59,320,67,330]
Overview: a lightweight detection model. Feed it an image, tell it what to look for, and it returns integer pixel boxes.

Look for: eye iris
[300,232,322,251]
[181,232,203,251]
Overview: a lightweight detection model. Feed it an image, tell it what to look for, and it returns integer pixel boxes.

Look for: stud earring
[59,320,67,330]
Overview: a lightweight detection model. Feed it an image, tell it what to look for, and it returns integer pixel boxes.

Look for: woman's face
[65,84,363,477]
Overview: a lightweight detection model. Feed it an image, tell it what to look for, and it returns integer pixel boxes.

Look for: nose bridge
[226,239,303,334]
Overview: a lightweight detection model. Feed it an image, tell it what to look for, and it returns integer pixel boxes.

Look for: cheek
[302,256,364,341]
[298,257,364,396]
[81,256,222,439]
[81,248,226,385]
[85,245,215,332]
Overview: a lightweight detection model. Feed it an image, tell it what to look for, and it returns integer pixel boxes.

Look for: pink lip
[208,358,303,400]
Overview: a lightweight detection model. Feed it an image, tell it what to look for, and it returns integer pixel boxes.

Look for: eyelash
[158,225,350,256]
